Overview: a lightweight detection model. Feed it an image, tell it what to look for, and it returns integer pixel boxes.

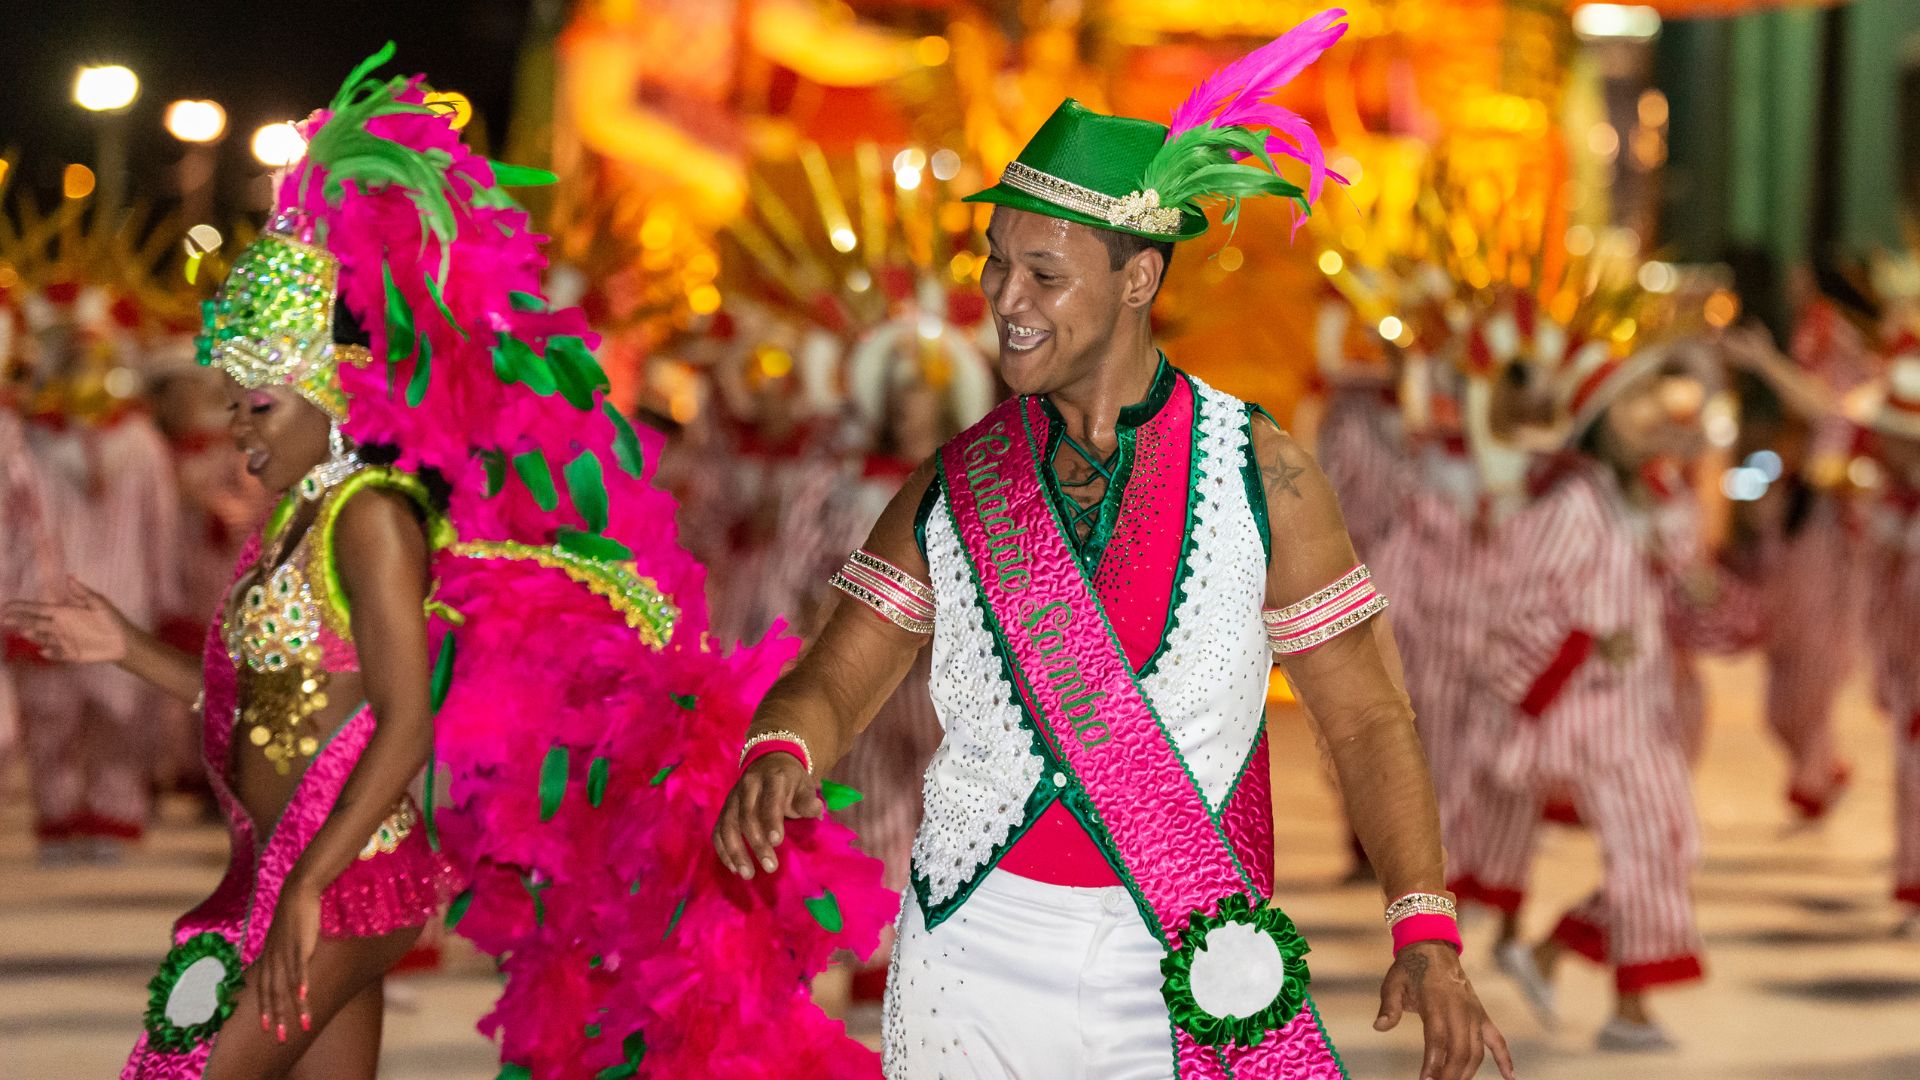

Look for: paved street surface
[4,653,1917,1078]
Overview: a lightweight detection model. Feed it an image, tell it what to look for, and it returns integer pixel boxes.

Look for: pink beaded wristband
[740,736,812,776]
[1391,913,1463,956]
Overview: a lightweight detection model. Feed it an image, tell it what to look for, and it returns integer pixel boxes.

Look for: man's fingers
[1373,972,1406,1031]
[1450,1010,1483,1080]
[1485,1017,1517,1080]
[789,782,823,821]
[742,777,783,874]
[717,797,755,878]
[1418,1019,1451,1080]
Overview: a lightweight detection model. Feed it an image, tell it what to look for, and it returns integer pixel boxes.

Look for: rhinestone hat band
[998,160,1186,237]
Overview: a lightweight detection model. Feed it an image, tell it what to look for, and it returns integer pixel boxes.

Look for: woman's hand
[1374,941,1516,1080]
[712,752,823,879]
[3,576,132,664]
[255,874,322,1043]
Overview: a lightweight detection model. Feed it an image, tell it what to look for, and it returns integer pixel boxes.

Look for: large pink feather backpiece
[275,58,893,1080]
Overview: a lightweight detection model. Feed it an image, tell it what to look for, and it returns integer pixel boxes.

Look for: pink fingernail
[260,1013,270,1032]
[277,1022,287,1043]
[301,1013,311,1032]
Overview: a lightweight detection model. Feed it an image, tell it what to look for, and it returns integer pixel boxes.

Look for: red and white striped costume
[15,411,183,839]
[1452,460,1705,993]
[1760,300,1874,810]
[0,407,61,759]
[1315,382,1409,563]
[1863,482,1920,905]
[1370,444,1502,866]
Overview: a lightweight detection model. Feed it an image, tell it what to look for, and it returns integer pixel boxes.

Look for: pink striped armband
[831,549,935,634]
[1264,564,1388,655]
[1391,913,1463,955]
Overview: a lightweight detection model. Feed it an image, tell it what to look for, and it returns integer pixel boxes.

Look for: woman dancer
[10,47,889,1079]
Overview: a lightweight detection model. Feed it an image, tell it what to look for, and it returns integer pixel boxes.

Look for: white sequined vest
[909,378,1272,921]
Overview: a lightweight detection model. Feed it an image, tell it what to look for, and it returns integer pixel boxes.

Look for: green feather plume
[1138,125,1307,235]
[301,42,459,272]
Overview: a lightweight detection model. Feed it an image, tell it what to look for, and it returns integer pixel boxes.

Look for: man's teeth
[1005,323,1047,351]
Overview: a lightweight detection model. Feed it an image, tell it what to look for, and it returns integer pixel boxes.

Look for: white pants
[884,870,1174,1079]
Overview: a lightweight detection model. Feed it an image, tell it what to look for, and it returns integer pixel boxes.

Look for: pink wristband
[1391,913,1463,956]
[741,739,811,775]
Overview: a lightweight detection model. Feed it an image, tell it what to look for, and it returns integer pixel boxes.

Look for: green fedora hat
[964,99,1210,243]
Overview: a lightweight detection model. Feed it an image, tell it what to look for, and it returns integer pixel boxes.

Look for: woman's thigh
[204,925,420,1080]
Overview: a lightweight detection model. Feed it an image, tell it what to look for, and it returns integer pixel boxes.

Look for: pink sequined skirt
[319,824,460,939]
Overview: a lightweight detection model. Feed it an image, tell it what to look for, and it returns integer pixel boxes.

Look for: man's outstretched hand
[1374,941,1517,1080]
[712,752,822,879]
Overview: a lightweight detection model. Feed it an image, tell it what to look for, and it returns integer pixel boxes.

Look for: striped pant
[1898,712,1920,906]
[14,665,154,836]
[1452,747,1704,993]
[1761,507,1857,805]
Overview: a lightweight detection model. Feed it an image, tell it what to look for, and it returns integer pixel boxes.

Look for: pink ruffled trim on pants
[320,827,461,939]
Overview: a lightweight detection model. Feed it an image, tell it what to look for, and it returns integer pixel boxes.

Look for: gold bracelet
[739,729,814,776]
[1384,892,1457,927]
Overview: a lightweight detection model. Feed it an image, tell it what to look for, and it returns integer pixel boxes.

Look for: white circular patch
[165,956,230,1028]
[1188,920,1290,1020]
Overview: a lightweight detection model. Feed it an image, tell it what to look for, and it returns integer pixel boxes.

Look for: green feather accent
[446,888,473,928]
[422,273,468,339]
[509,290,547,312]
[497,1065,532,1080]
[430,634,457,711]
[588,756,611,807]
[804,890,845,933]
[603,401,646,478]
[512,449,559,511]
[547,335,610,410]
[405,334,432,406]
[492,335,557,396]
[564,450,610,533]
[593,1031,647,1080]
[669,694,697,710]
[649,763,677,787]
[1138,125,1308,238]
[662,894,689,939]
[523,875,550,925]
[820,780,864,811]
[305,44,458,268]
[490,161,559,187]
[539,745,568,821]
[556,528,633,562]
[383,261,417,364]
[480,449,507,497]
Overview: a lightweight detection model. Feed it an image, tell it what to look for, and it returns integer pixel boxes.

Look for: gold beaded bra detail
[223,466,366,773]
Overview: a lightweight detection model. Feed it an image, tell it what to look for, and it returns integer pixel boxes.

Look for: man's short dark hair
[1093,228,1175,296]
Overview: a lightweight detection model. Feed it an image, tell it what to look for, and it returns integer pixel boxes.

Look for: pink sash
[942,397,1344,1078]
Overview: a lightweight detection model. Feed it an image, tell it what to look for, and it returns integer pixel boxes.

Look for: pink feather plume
[1165,8,1349,203]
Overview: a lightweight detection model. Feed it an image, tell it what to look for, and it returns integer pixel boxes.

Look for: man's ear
[1121,246,1166,310]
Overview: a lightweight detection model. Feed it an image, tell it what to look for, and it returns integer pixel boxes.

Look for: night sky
[0,0,535,217]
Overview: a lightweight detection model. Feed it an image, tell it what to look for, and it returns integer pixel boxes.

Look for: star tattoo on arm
[1263,457,1307,500]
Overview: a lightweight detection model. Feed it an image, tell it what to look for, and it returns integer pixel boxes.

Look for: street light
[166,100,228,227]
[165,100,227,143]
[74,64,140,112]
[73,64,139,216]
[251,123,307,168]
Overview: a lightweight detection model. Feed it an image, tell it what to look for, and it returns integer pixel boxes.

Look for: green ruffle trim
[143,932,245,1054]
[1160,893,1311,1048]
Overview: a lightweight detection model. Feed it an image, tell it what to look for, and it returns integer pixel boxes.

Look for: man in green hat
[715,12,1514,1079]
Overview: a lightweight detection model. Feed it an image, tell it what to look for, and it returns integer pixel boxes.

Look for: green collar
[1038,353,1176,434]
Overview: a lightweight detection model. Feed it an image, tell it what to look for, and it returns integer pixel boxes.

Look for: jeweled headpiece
[197,227,352,420]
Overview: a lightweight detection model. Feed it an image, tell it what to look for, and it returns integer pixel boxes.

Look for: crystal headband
[998,160,1186,237]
